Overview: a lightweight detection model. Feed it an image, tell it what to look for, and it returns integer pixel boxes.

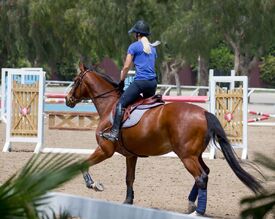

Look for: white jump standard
[2,68,45,153]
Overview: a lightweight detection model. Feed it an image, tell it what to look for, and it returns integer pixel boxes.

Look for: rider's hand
[118,80,125,92]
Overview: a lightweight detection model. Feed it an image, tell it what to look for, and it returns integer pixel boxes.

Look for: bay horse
[65,63,262,215]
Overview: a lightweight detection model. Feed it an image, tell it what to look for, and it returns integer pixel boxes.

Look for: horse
[65,63,262,215]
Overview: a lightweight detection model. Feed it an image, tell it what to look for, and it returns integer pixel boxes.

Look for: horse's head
[65,63,120,108]
[65,63,91,108]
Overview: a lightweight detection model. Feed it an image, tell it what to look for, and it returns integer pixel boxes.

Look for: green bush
[209,45,234,73]
[260,55,275,88]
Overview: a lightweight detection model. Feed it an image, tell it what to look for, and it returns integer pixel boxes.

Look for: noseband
[69,69,119,103]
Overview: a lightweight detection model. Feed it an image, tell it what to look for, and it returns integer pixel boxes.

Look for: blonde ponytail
[141,36,151,54]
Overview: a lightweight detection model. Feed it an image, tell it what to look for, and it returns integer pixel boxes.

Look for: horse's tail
[204,111,263,194]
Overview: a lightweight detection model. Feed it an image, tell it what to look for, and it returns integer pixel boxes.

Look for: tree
[161,0,275,89]
[1,0,275,83]
[86,0,167,68]
[0,0,31,68]
[161,1,219,89]
[197,0,275,76]
[28,1,81,78]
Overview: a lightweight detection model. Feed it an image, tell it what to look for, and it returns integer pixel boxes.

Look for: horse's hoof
[189,211,204,217]
[92,182,104,192]
[187,201,197,213]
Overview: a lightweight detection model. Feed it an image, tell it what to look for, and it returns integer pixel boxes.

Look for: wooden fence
[11,81,39,137]
[215,86,243,145]
[48,111,99,131]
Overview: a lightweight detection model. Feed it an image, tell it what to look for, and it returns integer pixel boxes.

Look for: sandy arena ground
[0,116,274,219]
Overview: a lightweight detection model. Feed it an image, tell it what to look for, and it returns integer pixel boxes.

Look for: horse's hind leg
[199,155,210,175]
[187,183,198,213]
[187,155,210,213]
[124,156,138,204]
[180,156,208,215]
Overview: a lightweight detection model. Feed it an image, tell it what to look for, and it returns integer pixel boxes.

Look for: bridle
[69,69,119,103]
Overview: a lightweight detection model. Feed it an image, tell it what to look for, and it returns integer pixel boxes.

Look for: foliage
[209,45,234,73]
[0,0,275,82]
[240,153,275,218]
[160,0,275,81]
[260,55,275,87]
[161,0,218,64]
[0,0,29,68]
[0,153,88,219]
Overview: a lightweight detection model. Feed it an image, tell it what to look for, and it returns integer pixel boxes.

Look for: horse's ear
[79,62,87,72]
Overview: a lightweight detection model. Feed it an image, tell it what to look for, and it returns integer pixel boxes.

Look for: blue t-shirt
[127,41,157,80]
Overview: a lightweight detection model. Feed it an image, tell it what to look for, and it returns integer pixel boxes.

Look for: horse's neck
[86,75,119,118]
[93,96,118,118]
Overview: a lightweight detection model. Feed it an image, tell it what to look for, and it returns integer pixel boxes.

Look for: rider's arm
[120,54,133,81]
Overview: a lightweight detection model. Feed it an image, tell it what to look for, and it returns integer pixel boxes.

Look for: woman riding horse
[102,20,158,142]
[65,23,263,216]
[66,63,263,216]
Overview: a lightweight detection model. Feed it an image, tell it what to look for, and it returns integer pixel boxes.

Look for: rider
[102,20,158,142]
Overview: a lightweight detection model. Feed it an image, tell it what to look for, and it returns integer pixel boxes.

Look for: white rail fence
[1,68,274,156]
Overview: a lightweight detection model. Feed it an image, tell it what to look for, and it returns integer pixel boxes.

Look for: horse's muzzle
[65,96,76,108]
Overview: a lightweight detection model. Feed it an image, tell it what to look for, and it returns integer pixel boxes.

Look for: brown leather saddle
[111,94,165,126]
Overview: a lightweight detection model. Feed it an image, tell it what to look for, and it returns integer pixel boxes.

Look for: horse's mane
[89,70,119,87]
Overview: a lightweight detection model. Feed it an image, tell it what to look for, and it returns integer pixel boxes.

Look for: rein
[72,69,120,101]
[92,87,118,99]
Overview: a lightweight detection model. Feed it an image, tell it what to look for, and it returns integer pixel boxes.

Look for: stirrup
[102,131,119,142]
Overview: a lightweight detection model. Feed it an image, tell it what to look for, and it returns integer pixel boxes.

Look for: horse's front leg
[123,156,138,204]
[83,143,115,191]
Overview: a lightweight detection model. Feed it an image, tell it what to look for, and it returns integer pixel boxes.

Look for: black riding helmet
[128,20,150,36]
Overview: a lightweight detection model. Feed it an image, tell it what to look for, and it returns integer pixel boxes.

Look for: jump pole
[247,110,275,127]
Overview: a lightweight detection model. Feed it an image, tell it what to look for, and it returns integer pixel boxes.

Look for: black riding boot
[102,103,124,142]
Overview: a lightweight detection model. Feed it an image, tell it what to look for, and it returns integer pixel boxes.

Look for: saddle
[110,94,165,128]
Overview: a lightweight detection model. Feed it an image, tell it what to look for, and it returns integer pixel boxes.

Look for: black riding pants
[119,79,157,108]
